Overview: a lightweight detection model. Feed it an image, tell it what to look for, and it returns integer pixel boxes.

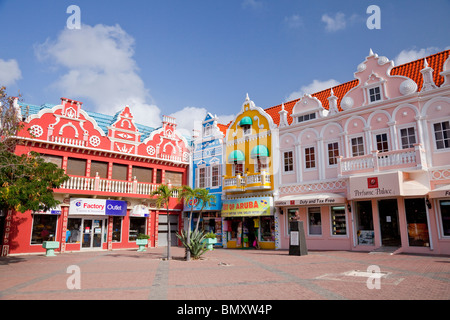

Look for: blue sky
[1,0,449,135]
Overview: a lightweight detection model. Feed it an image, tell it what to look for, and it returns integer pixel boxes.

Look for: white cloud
[321,12,346,32]
[35,24,161,128]
[286,79,340,102]
[284,15,304,29]
[170,107,234,138]
[0,58,22,86]
[242,0,263,10]
[394,47,441,66]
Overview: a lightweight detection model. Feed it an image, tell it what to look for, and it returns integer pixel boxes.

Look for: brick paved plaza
[0,247,449,301]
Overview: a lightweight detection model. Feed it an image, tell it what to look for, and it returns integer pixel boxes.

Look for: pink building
[271,49,450,255]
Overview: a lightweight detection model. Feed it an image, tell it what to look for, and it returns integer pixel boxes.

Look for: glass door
[82,219,93,248]
[82,219,105,249]
[378,199,401,247]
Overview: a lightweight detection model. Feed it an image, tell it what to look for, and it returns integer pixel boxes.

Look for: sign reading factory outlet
[69,198,127,216]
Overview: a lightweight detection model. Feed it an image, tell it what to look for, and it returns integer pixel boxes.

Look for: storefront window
[331,206,346,235]
[308,207,321,235]
[112,216,122,242]
[355,201,374,245]
[31,215,58,244]
[405,198,429,247]
[440,200,450,236]
[66,218,82,243]
[260,216,275,242]
[129,217,146,241]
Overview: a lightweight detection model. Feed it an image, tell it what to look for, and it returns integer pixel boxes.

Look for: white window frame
[326,141,340,167]
[368,86,382,103]
[303,146,316,171]
[373,131,390,153]
[210,164,221,189]
[398,125,417,149]
[197,166,207,188]
[350,135,365,157]
[432,120,450,151]
[297,112,317,124]
[282,150,294,174]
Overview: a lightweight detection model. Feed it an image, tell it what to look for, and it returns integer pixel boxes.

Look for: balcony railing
[223,172,271,192]
[338,144,426,176]
[60,174,179,197]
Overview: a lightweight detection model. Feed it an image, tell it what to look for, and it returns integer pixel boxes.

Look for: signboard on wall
[183,193,222,212]
[348,172,401,200]
[221,197,272,217]
[69,198,127,216]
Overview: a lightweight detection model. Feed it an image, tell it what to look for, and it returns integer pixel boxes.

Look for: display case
[331,206,346,235]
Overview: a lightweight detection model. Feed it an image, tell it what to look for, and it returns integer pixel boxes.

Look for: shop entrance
[243,217,257,248]
[378,199,401,247]
[81,218,106,249]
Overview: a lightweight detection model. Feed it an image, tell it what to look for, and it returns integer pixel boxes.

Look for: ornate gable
[341,49,417,110]
[108,106,141,155]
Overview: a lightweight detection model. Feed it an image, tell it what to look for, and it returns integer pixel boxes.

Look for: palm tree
[194,188,216,233]
[150,184,179,260]
[178,185,199,261]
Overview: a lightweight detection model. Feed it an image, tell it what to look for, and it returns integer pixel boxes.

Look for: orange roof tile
[217,122,230,135]
[265,50,450,126]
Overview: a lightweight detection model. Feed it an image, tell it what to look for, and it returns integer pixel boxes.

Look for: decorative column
[0,210,13,256]
[60,206,69,253]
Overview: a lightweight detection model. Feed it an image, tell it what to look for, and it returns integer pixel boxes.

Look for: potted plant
[136,233,150,252]
[203,232,217,251]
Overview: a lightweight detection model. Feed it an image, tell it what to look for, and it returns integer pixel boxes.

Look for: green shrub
[176,230,208,259]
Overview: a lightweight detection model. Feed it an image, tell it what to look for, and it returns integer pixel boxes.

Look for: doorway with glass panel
[81,218,107,249]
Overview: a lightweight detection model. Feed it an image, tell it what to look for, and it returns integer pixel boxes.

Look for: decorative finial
[424,58,429,68]
[245,93,250,101]
[281,103,285,111]
[369,48,374,56]
[330,88,334,96]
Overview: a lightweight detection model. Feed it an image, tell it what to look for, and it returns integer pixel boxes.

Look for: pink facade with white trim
[275,50,450,255]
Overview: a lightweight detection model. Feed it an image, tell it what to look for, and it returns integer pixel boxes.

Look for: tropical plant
[178,185,199,261]
[204,231,217,239]
[137,233,150,240]
[194,188,216,233]
[176,229,207,260]
[0,87,69,213]
[150,184,179,260]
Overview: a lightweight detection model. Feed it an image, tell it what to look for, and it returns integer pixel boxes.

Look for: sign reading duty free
[69,198,127,216]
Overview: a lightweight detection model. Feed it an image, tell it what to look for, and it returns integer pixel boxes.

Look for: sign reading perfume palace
[349,173,400,200]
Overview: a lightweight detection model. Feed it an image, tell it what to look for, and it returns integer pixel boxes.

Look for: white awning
[275,193,346,206]
[429,184,450,199]
[130,204,150,217]
[401,180,429,196]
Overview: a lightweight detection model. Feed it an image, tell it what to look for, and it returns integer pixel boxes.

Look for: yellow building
[222,94,280,249]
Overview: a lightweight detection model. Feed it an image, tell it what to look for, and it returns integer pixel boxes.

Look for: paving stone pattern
[0,247,449,300]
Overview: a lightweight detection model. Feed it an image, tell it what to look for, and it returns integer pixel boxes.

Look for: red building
[1,98,190,256]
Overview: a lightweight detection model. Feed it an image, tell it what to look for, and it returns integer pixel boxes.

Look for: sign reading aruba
[221,197,272,217]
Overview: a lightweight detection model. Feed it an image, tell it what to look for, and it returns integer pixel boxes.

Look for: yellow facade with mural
[222,94,279,249]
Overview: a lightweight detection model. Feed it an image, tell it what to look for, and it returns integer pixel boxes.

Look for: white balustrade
[340,147,419,174]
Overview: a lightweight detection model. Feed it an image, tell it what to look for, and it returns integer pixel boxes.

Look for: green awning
[251,145,269,158]
[228,150,245,162]
[239,116,253,126]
